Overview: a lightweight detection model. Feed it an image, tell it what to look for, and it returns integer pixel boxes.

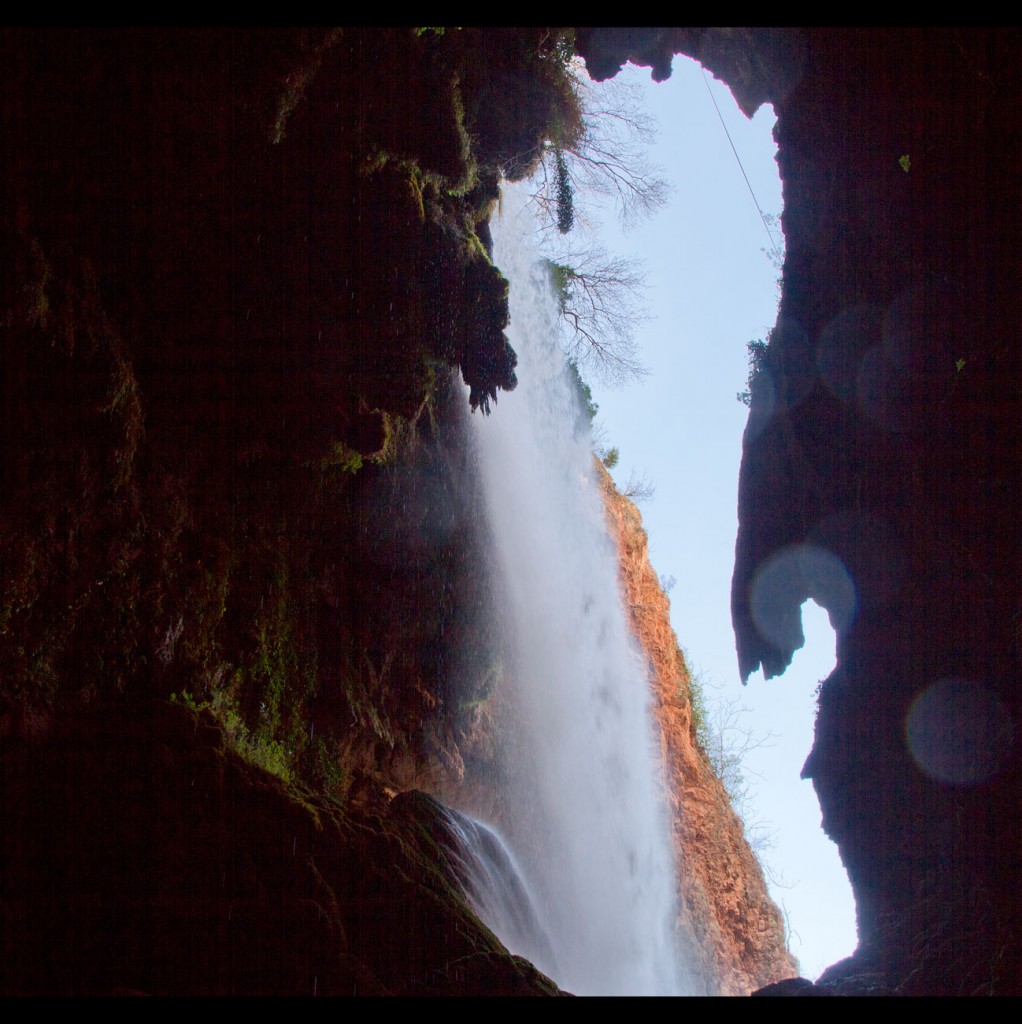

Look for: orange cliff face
[597,461,799,995]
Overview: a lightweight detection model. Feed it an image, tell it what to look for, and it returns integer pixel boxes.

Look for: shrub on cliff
[737,337,771,406]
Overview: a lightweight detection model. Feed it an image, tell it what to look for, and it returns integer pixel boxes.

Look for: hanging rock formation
[0,27,566,996]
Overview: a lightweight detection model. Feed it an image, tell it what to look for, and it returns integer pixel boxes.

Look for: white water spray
[437,806,558,973]
[465,186,686,995]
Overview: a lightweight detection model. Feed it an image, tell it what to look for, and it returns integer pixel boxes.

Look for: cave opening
[4,27,1021,996]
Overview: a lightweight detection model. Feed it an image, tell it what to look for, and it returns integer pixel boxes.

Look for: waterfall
[462,185,686,995]
[436,806,558,976]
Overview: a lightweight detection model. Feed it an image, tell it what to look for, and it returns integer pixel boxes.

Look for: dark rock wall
[0,700,561,995]
[0,28,562,995]
[577,27,1022,993]
[758,32,1022,996]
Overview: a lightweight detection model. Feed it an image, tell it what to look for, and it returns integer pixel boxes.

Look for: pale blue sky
[575,56,857,981]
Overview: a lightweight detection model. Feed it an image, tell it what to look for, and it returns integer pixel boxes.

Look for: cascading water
[435,806,558,975]
[463,185,687,995]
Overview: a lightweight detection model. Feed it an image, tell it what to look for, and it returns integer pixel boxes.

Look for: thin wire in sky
[701,68,783,261]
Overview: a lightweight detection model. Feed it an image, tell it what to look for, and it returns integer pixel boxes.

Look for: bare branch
[519,62,668,388]
[623,469,656,503]
[526,61,672,237]
[544,245,650,386]
[544,249,647,385]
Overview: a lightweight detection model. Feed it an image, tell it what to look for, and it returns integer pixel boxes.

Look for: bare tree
[687,659,789,886]
[703,691,775,805]
[623,468,656,504]
[544,247,650,386]
[529,67,672,235]
[696,682,782,857]
[522,67,667,387]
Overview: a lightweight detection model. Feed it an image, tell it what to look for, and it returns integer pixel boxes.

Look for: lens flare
[817,304,884,405]
[905,678,1014,785]
[749,542,856,654]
